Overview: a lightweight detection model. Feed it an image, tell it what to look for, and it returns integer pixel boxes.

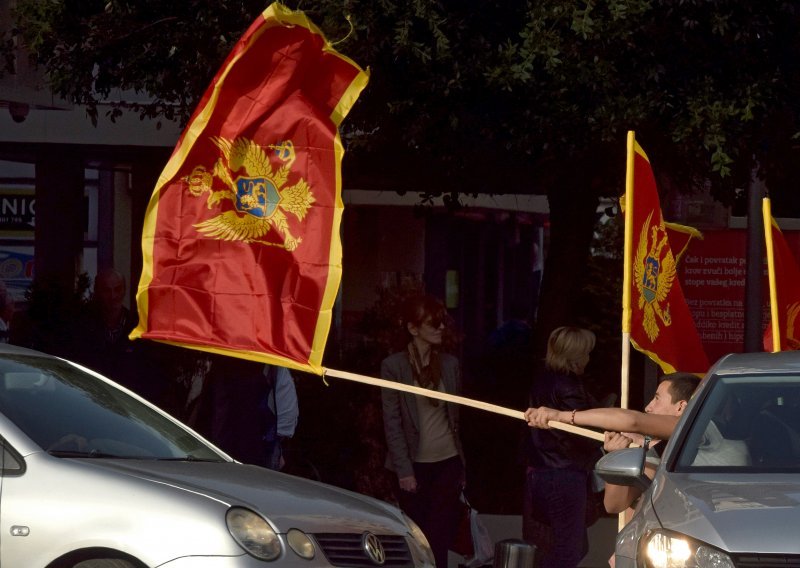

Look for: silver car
[0,343,434,567]
[597,351,800,568]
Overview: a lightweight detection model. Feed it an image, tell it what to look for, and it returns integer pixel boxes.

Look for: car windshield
[675,374,800,473]
[0,354,225,461]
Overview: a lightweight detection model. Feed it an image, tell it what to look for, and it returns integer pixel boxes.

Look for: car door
[0,439,28,566]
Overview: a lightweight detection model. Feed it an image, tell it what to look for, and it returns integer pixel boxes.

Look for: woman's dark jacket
[526,367,602,471]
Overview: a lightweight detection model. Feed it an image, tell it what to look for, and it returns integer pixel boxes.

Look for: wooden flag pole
[617,131,637,532]
[620,333,631,411]
[322,367,605,442]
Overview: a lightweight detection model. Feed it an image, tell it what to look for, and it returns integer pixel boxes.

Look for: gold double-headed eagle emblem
[634,211,676,341]
[184,137,315,251]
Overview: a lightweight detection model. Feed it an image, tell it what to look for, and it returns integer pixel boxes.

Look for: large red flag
[762,200,800,352]
[130,3,368,374]
[622,133,709,374]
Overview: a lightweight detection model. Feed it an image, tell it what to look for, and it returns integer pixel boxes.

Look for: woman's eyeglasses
[421,317,444,329]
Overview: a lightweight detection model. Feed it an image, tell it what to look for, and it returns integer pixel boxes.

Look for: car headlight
[640,529,734,568]
[287,528,316,560]
[402,512,435,567]
[226,507,282,560]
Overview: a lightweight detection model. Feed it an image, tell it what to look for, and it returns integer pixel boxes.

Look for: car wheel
[73,560,136,568]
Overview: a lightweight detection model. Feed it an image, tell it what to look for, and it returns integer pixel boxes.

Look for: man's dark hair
[661,372,701,403]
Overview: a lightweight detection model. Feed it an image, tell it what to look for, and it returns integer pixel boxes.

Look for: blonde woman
[524,326,602,568]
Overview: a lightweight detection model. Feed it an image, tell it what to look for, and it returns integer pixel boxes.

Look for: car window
[0,355,224,461]
[675,375,800,472]
[1,442,23,474]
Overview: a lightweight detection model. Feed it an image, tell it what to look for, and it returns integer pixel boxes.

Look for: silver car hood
[74,458,407,534]
[652,473,800,553]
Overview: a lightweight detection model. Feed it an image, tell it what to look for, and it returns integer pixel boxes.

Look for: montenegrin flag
[130,3,369,374]
[622,132,709,374]
[763,198,800,352]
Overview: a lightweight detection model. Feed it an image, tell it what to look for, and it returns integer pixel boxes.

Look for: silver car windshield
[0,354,225,461]
[675,375,800,473]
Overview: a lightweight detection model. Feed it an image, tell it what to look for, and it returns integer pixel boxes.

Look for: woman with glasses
[381,294,464,568]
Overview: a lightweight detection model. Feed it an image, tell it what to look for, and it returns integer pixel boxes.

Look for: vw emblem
[362,532,386,565]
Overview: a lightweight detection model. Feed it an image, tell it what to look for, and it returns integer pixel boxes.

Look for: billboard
[678,228,800,364]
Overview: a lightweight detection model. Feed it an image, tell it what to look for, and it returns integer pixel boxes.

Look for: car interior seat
[749,403,800,467]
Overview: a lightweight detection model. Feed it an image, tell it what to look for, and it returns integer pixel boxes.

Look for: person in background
[90,268,136,347]
[380,294,464,568]
[263,363,299,471]
[73,268,137,366]
[203,356,270,466]
[71,269,163,400]
[194,356,299,471]
[0,279,14,343]
[524,326,602,568]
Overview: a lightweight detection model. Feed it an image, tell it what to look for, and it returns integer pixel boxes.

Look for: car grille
[732,554,800,567]
[314,533,413,567]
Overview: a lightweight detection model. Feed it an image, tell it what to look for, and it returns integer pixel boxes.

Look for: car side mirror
[594,447,652,492]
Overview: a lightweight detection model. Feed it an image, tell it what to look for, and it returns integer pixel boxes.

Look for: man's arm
[525,406,679,441]
[602,431,640,514]
[604,461,657,514]
[604,484,643,514]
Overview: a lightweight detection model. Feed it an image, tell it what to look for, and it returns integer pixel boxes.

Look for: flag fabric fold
[130,2,369,375]
[622,132,709,374]
[665,221,703,264]
[762,198,800,352]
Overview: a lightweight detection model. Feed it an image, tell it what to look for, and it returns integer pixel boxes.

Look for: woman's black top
[526,366,602,471]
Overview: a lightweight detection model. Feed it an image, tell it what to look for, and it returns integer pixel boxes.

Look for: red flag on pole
[762,199,800,352]
[622,133,709,374]
[130,3,369,374]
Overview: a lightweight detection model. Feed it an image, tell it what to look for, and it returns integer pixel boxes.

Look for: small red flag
[763,209,800,352]
[130,3,369,374]
[624,136,709,374]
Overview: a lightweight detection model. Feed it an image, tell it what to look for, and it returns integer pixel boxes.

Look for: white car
[596,351,800,568]
[0,343,434,567]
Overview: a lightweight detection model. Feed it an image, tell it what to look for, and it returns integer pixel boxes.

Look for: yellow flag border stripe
[763,197,781,352]
[629,337,706,377]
